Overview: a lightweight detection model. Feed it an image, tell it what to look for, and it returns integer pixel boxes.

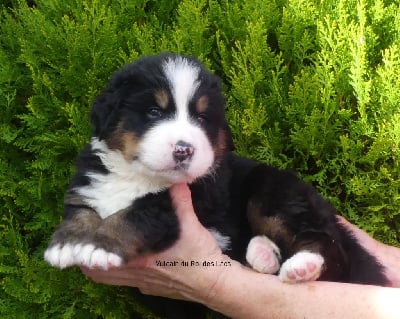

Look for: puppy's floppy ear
[90,90,120,139]
[223,120,235,152]
[207,74,235,152]
[91,63,142,138]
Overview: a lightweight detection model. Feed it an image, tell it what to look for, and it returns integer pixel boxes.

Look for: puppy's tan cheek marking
[120,132,138,161]
[154,89,169,110]
[106,123,139,161]
[106,122,124,150]
[196,95,209,114]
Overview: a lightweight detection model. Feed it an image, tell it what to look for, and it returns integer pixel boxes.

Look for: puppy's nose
[173,140,194,162]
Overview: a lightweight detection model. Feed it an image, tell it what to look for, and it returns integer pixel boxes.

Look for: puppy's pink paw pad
[295,268,306,277]
[246,236,281,274]
[279,251,324,283]
[307,262,317,272]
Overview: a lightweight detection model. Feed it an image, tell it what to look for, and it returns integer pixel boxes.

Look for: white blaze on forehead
[162,57,200,120]
[127,56,215,185]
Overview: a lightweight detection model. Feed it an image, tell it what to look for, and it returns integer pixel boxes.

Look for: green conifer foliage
[1,0,399,317]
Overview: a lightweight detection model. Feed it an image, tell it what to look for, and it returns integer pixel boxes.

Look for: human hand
[82,183,400,307]
[81,183,235,303]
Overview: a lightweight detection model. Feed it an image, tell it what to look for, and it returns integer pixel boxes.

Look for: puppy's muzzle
[173,140,194,163]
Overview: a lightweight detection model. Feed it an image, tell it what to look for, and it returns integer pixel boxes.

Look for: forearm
[205,259,400,319]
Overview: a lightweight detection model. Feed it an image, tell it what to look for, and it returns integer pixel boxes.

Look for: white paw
[246,235,281,274]
[88,247,123,270]
[278,251,324,283]
[44,243,123,270]
[44,244,75,269]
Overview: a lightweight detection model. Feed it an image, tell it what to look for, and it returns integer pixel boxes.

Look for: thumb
[169,183,198,221]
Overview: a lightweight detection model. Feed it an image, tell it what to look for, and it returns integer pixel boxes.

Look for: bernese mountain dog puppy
[45,54,237,272]
[44,53,388,296]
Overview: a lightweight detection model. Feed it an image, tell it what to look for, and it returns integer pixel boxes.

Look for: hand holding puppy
[83,184,400,319]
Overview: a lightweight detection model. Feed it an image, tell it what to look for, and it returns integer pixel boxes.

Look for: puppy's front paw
[44,244,76,269]
[44,243,123,270]
[278,251,324,283]
[74,244,123,270]
[246,235,281,274]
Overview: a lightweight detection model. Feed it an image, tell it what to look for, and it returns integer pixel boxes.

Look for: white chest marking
[76,173,163,219]
[76,138,170,219]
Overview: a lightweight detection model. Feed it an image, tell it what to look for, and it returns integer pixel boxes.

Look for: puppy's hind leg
[278,231,347,283]
[278,251,325,283]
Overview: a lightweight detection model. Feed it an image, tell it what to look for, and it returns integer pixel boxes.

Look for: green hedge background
[1,0,399,317]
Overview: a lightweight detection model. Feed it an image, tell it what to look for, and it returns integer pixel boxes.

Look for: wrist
[200,255,237,306]
[183,254,235,305]
[202,257,261,317]
[380,244,400,287]
[165,253,236,305]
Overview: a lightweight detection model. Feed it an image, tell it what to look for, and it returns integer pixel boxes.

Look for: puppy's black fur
[45,53,388,319]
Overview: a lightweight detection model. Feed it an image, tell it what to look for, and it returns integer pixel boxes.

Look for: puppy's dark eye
[147,107,163,119]
[197,113,208,126]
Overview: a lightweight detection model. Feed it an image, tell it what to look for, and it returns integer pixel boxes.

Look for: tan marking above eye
[196,95,209,114]
[154,89,169,110]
